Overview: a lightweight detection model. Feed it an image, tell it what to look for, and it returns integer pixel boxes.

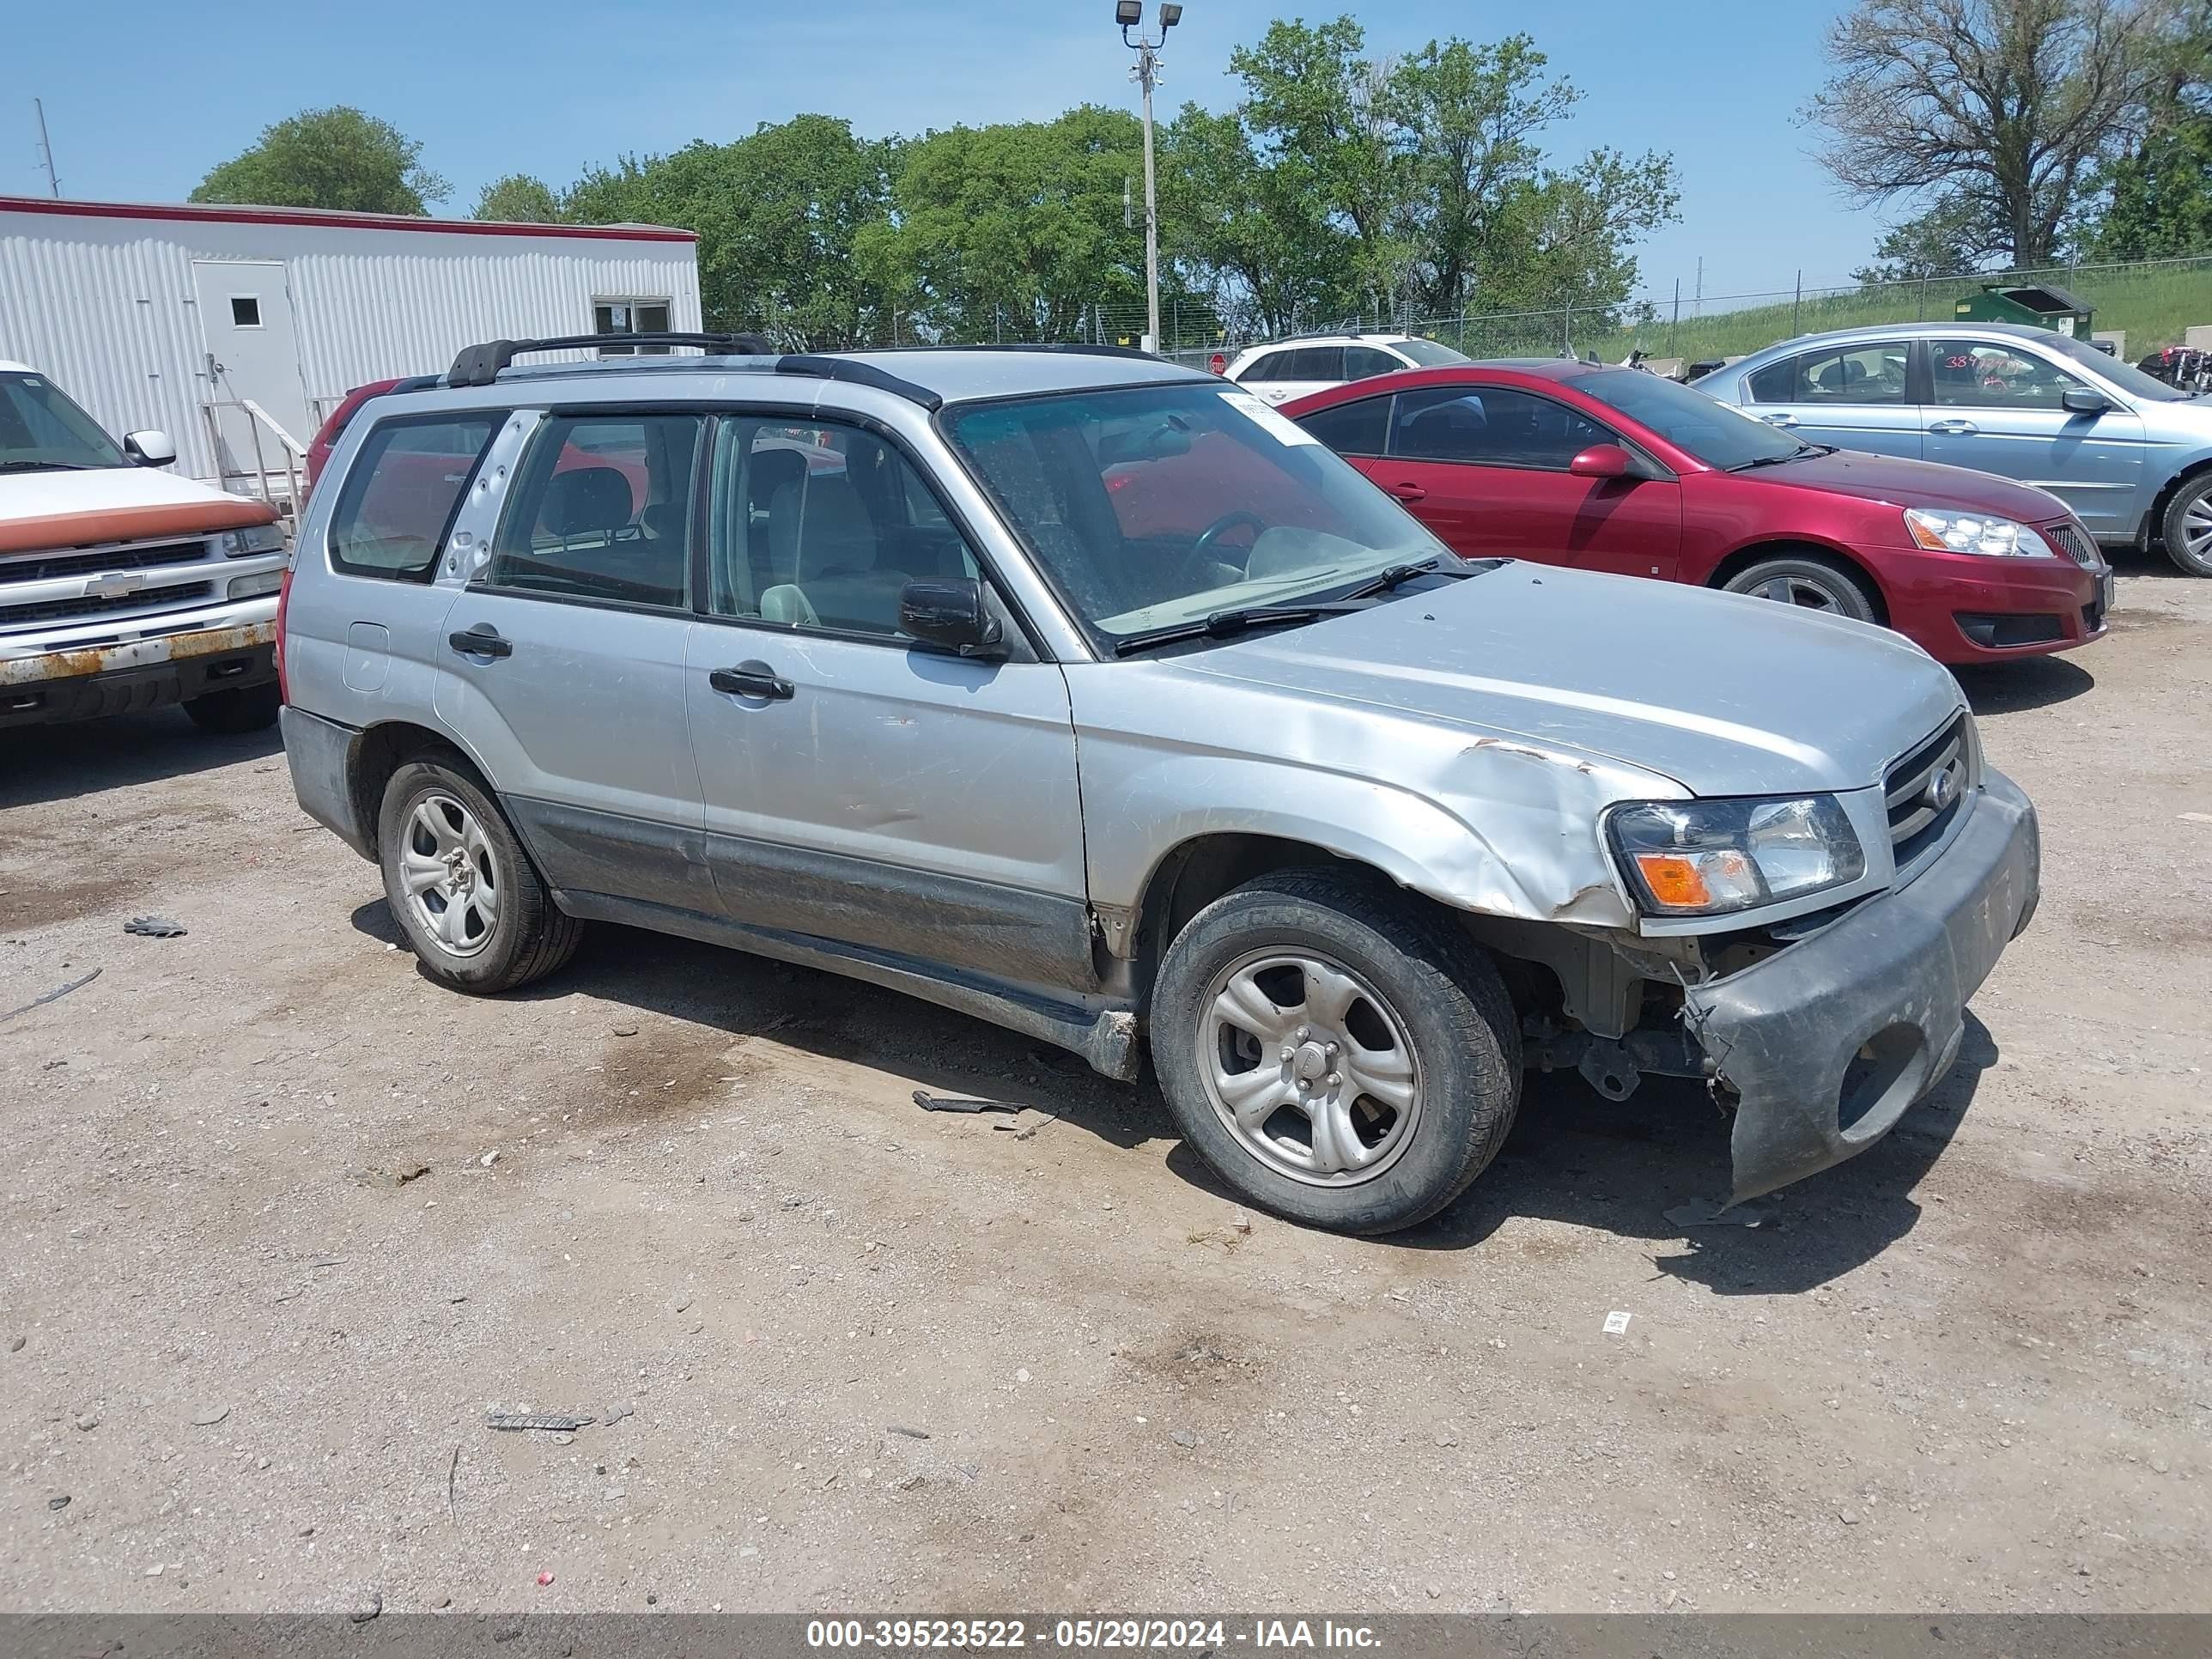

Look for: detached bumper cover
[1684,769,2039,1205]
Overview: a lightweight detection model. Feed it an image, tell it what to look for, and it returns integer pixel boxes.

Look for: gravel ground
[1,568,2207,1616]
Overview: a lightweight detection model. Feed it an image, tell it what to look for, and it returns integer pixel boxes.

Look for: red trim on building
[0,195,696,244]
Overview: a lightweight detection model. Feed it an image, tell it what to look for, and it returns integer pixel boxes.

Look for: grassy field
[1427,255,2212,366]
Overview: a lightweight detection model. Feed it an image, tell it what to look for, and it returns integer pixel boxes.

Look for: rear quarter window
[326,415,501,581]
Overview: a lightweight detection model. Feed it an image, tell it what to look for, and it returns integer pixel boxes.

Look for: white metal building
[0,195,702,500]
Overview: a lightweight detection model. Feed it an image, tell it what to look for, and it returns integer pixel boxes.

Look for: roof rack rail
[774,354,945,411]
[446,331,775,388]
[918,343,1159,362]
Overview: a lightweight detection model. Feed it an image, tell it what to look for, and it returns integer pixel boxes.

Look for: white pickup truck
[2,361,288,733]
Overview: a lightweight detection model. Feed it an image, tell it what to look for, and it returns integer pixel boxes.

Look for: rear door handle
[447,625,512,659]
[1761,413,1798,428]
[1928,419,1978,435]
[708,660,794,701]
[1386,482,1428,502]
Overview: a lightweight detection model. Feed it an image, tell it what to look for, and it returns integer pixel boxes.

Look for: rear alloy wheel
[2160,472,2212,576]
[183,681,280,734]
[1149,870,1520,1235]
[377,759,582,994]
[1721,553,1879,623]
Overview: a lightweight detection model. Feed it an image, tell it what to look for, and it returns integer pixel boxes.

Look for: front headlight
[1607,795,1866,916]
[220,522,286,556]
[1903,507,2048,558]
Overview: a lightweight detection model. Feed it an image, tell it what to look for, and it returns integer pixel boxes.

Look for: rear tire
[2159,471,2212,575]
[376,759,582,994]
[183,681,280,733]
[1148,869,1521,1236]
[1720,553,1880,623]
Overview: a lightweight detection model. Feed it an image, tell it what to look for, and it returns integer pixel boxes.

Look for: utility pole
[33,98,60,198]
[1119,3,1182,356]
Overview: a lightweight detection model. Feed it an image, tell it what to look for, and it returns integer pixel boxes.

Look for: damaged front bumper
[1683,769,2039,1206]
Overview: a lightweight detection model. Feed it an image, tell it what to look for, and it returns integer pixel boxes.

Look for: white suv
[1224,333,1471,404]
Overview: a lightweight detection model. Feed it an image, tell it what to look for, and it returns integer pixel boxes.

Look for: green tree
[1392,36,1675,315]
[473,174,562,223]
[563,117,891,345]
[1808,0,2174,268]
[1227,17,1407,307]
[858,106,1167,342]
[1852,192,2008,283]
[1174,16,1675,333]
[191,107,449,215]
[2080,3,2212,257]
[1160,105,1345,338]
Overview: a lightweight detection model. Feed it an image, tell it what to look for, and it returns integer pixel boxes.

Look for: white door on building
[191,260,311,485]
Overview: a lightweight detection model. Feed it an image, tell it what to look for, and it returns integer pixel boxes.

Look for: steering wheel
[1194,509,1268,560]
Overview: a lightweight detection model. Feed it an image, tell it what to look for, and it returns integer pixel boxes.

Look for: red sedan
[1284,361,2112,664]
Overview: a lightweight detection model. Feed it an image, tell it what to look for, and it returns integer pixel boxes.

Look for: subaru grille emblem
[1923,764,1959,812]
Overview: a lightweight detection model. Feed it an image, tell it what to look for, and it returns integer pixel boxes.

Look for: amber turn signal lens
[1632,849,1755,910]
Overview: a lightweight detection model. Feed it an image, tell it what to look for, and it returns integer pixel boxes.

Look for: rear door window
[1285,347,1346,381]
[1343,345,1401,380]
[1239,351,1293,383]
[1389,386,1609,468]
[1747,343,1910,404]
[326,414,501,581]
[1294,396,1390,456]
[486,413,703,610]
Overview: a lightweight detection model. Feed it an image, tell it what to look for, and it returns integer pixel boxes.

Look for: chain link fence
[731,252,2212,368]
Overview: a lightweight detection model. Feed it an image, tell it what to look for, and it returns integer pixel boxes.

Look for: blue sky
[12,0,1869,305]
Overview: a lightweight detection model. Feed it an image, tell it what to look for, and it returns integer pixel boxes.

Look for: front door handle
[1928,418,1979,435]
[447,625,512,659]
[708,660,794,701]
[1761,413,1799,428]
[1386,481,1428,502]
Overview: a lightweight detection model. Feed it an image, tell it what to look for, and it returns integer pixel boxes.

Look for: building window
[593,299,673,356]
[230,295,262,328]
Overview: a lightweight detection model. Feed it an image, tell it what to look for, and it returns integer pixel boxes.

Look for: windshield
[1394,338,1472,368]
[1573,368,1807,469]
[2039,331,2191,402]
[943,381,1459,645]
[0,373,129,470]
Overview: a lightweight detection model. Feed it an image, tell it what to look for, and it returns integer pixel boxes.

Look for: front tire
[376,759,582,994]
[1720,553,1880,623]
[1148,870,1521,1235]
[2160,471,2212,575]
[183,681,280,733]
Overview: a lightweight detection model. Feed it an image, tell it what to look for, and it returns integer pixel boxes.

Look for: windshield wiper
[1112,603,1361,657]
[0,460,93,473]
[1727,447,1816,472]
[1337,557,1479,601]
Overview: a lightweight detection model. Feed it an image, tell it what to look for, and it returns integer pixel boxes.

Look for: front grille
[0,582,216,628]
[2041,520,2099,567]
[1884,714,1973,870]
[0,539,215,586]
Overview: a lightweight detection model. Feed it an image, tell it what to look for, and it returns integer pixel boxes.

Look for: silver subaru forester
[282,335,2040,1235]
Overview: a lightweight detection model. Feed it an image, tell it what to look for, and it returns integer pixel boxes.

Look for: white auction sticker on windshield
[1220,389,1319,445]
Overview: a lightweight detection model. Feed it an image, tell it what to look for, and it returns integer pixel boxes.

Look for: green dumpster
[1952,283,2094,338]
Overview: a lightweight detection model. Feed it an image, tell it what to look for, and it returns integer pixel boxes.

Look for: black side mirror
[900,578,1006,658]
[2061,386,2110,415]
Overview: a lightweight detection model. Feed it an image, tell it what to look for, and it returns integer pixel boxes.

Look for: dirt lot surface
[2,568,2208,1617]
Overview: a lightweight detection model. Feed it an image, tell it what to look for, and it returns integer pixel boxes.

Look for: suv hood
[0,465,273,556]
[1741,447,2067,522]
[1179,562,1964,797]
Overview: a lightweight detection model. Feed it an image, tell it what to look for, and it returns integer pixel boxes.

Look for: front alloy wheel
[1200,951,1422,1186]
[1150,869,1520,1235]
